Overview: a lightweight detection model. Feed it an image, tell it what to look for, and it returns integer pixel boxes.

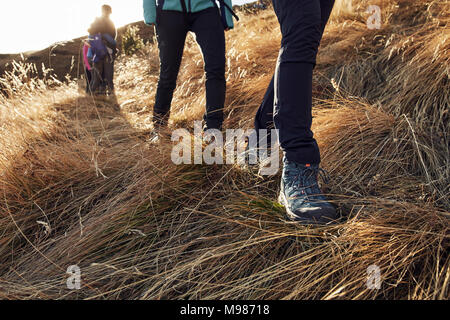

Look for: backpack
[89,33,108,63]
[209,0,240,29]
[102,34,118,58]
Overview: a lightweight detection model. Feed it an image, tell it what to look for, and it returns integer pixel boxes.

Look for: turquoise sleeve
[143,0,157,25]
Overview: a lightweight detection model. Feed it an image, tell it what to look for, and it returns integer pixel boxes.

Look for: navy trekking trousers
[154,7,226,130]
[254,0,335,165]
[90,55,115,94]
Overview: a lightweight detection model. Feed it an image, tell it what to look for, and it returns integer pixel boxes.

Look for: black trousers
[255,0,335,165]
[154,7,226,130]
[90,55,115,94]
[85,67,92,94]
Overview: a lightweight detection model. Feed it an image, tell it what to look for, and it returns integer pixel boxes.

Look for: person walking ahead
[82,41,93,94]
[143,0,237,137]
[254,0,338,224]
[89,4,117,95]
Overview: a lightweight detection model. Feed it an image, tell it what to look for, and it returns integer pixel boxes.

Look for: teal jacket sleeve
[143,0,157,25]
[224,0,235,29]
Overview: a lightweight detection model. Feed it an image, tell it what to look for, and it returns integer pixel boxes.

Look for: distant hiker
[88,4,117,95]
[254,0,339,224]
[82,41,92,94]
[143,0,239,142]
[254,1,268,10]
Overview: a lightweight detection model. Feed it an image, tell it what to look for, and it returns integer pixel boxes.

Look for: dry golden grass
[0,0,448,299]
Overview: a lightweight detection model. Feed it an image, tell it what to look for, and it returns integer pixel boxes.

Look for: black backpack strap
[218,0,239,21]
[179,0,188,13]
[209,0,240,29]
[156,0,165,24]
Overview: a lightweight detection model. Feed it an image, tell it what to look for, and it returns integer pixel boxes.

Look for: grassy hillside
[0,0,448,299]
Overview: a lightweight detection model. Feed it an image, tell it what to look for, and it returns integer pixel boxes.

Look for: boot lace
[285,164,329,201]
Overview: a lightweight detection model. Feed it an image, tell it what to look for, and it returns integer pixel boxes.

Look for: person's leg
[320,0,335,36]
[273,0,324,165]
[103,56,115,94]
[110,59,115,92]
[273,0,337,224]
[254,76,275,148]
[153,11,188,127]
[254,0,335,149]
[90,60,105,94]
[98,65,107,95]
[85,68,92,94]
[259,0,332,143]
[190,8,226,131]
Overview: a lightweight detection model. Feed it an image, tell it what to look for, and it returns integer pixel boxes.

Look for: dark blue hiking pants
[154,7,226,130]
[255,0,335,165]
[90,55,115,94]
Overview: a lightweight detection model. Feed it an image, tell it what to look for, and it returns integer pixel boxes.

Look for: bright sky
[0,0,253,54]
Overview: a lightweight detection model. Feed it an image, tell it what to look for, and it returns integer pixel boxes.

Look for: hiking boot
[148,124,170,145]
[279,158,338,225]
[241,136,279,176]
[148,114,170,144]
[149,130,164,145]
